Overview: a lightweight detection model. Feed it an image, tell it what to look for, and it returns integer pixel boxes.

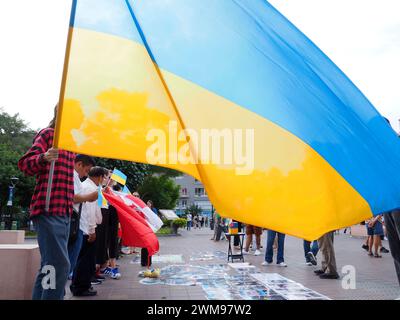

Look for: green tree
[0,109,36,210]
[147,165,183,178]
[95,158,150,191]
[184,204,203,217]
[138,175,180,209]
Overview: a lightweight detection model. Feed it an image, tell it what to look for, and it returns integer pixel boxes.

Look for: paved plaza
[47,228,399,300]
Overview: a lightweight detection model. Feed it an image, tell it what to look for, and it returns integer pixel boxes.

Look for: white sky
[0,0,399,131]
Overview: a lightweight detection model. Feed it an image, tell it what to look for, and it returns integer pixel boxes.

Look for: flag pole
[45,0,77,212]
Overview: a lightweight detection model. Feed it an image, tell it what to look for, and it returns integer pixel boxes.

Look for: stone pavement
[60,227,399,300]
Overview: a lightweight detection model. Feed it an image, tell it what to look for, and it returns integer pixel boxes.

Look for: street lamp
[7,177,19,206]
[3,177,19,230]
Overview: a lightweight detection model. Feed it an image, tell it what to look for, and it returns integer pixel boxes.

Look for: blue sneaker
[100,267,113,277]
[111,268,121,280]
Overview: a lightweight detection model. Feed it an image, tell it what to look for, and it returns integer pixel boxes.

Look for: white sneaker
[278,262,288,267]
[254,250,261,256]
[261,261,272,266]
[243,250,250,255]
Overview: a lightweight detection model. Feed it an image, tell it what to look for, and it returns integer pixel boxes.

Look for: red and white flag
[112,191,163,232]
[103,191,160,257]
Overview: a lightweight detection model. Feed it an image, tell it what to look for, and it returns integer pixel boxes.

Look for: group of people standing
[68,164,123,297]
[186,213,207,230]
[212,214,400,284]
[362,215,390,258]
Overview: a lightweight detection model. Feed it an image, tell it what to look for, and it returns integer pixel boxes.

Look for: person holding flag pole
[18,106,76,300]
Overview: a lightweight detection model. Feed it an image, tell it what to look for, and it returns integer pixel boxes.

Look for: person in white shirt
[67,155,97,279]
[186,213,192,231]
[70,166,107,297]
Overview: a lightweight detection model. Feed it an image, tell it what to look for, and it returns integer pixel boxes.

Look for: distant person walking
[199,215,203,229]
[244,225,262,256]
[304,240,319,266]
[186,213,192,231]
[263,230,286,266]
[366,215,385,258]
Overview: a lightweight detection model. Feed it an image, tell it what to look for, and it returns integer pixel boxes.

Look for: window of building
[195,188,205,197]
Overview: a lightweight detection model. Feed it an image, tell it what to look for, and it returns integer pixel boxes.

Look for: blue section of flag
[122,185,131,194]
[73,0,142,43]
[97,186,103,207]
[98,186,107,207]
[73,0,400,214]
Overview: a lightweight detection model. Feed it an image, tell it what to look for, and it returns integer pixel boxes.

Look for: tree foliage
[138,175,180,210]
[0,109,36,210]
[95,158,150,191]
[184,204,203,217]
[147,165,183,178]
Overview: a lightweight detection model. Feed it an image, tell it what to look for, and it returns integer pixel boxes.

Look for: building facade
[174,174,213,216]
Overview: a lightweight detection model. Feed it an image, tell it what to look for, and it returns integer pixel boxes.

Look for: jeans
[32,214,70,300]
[187,221,192,231]
[68,229,83,277]
[384,210,400,285]
[265,230,286,264]
[303,240,319,262]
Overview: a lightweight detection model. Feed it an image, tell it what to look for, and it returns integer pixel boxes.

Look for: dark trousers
[233,222,243,246]
[215,225,223,241]
[384,210,400,285]
[70,235,96,294]
[96,209,109,266]
[108,206,119,259]
[304,240,319,261]
[265,231,285,264]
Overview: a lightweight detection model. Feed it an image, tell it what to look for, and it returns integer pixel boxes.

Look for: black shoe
[380,247,390,253]
[319,273,339,280]
[306,252,317,266]
[73,289,97,297]
[362,244,369,251]
[91,279,102,285]
[314,270,325,275]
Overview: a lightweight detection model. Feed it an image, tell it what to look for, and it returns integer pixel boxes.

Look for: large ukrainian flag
[55,0,400,240]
